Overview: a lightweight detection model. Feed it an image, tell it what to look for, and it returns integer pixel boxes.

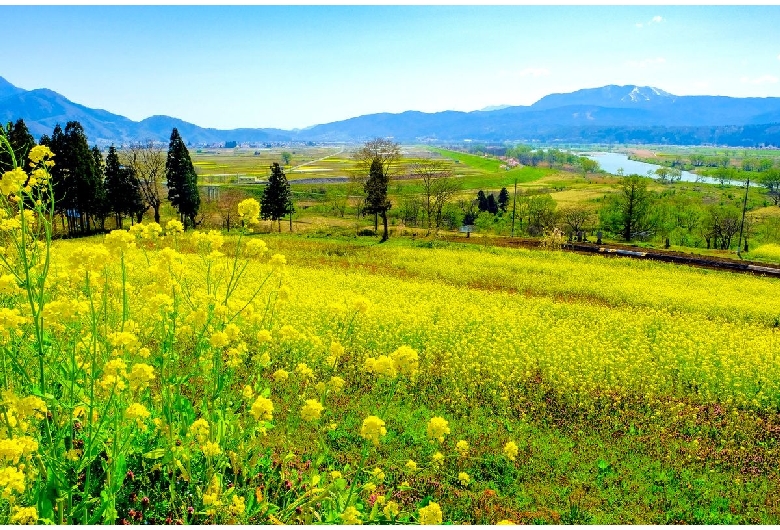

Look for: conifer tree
[105,145,144,228]
[477,190,488,212]
[261,162,294,232]
[486,194,499,215]
[498,187,510,213]
[43,125,67,216]
[92,145,108,230]
[0,119,35,173]
[46,121,101,233]
[353,138,399,242]
[363,158,391,241]
[165,128,200,229]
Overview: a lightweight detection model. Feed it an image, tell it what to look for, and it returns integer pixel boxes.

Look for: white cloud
[740,75,779,85]
[518,67,550,77]
[626,57,666,68]
[636,16,663,28]
[777,54,780,60]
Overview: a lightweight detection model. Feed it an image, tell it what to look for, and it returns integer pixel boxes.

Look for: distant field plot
[192,147,345,183]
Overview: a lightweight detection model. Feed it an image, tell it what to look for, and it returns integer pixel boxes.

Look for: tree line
[0,119,203,235]
[348,137,771,251]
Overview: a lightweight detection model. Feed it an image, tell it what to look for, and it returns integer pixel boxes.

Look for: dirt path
[438,234,780,278]
[289,147,345,172]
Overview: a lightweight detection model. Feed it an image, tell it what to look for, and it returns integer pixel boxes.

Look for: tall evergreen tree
[477,190,488,212]
[498,187,510,213]
[104,145,123,228]
[486,194,499,215]
[45,122,101,233]
[0,119,35,173]
[363,158,392,242]
[165,128,200,229]
[65,122,94,232]
[353,138,400,242]
[261,162,293,232]
[92,145,108,230]
[40,125,69,226]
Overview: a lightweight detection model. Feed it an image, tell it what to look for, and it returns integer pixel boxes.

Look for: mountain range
[2,76,780,146]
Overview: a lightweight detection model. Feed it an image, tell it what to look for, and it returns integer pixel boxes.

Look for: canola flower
[418,502,443,525]
[427,416,450,443]
[301,399,324,422]
[251,396,274,422]
[341,506,362,525]
[9,506,38,525]
[360,416,387,446]
[383,501,400,519]
[5,186,780,525]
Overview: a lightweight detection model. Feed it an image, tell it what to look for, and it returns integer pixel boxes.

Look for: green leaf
[143,448,167,460]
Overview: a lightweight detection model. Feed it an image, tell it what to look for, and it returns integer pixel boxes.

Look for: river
[583,152,739,186]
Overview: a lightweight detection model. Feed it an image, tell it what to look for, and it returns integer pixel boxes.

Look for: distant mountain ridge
[2,76,780,146]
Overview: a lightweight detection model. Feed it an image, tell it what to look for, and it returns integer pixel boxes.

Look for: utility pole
[510,178,518,238]
[737,178,750,258]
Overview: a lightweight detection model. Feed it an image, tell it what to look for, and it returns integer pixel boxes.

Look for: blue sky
[1,5,779,130]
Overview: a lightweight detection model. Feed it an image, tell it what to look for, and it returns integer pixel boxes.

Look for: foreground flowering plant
[1,134,531,524]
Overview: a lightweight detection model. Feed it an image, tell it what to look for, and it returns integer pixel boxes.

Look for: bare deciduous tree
[410,159,460,231]
[122,141,166,223]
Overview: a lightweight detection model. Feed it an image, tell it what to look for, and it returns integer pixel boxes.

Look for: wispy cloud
[636,15,664,28]
[517,67,550,77]
[626,57,666,68]
[740,75,779,85]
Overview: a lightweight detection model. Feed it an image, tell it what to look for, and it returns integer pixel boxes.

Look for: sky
[1,5,779,130]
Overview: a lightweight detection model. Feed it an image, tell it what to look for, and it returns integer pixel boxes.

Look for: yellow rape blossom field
[2,147,780,524]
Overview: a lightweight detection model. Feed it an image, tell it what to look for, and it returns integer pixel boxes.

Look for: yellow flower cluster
[365,345,419,379]
[426,416,450,443]
[360,416,387,446]
[418,502,443,525]
[237,198,261,224]
[251,396,274,422]
[125,403,150,430]
[301,399,324,422]
[0,168,27,196]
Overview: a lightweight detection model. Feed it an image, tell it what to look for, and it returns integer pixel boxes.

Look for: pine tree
[40,125,69,225]
[353,138,400,242]
[92,145,108,230]
[165,128,200,229]
[477,190,488,212]
[261,162,293,232]
[486,194,499,215]
[0,119,35,173]
[498,187,510,212]
[105,145,146,228]
[363,158,391,241]
[47,122,101,234]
